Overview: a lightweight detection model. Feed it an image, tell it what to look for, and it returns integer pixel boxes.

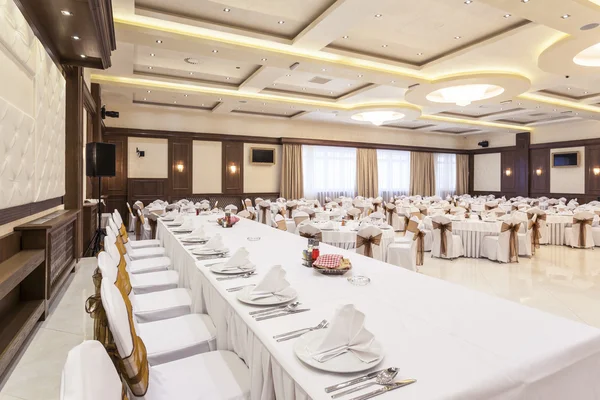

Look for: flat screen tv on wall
[553,152,579,167]
[251,148,275,165]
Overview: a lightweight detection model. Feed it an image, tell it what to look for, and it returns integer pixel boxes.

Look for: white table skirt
[158,217,600,400]
[452,220,502,258]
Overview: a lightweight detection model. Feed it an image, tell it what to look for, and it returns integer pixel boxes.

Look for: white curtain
[303,145,357,203]
[434,153,457,198]
[377,149,410,200]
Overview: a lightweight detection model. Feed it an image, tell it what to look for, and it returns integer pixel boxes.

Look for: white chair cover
[431,215,464,259]
[565,211,595,248]
[481,218,521,263]
[356,225,384,260]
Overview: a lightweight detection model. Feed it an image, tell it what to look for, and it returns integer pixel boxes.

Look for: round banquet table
[451,220,503,258]
[545,214,573,245]
[294,221,395,261]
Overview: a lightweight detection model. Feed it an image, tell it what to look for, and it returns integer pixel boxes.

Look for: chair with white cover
[346,208,362,221]
[254,197,264,207]
[388,221,424,271]
[114,210,161,249]
[565,211,595,249]
[60,340,123,400]
[285,201,298,218]
[256,201,272,225]
[136,210,153,241]
[293,211,309,226]
[369,211,385,224]
[518,218,534,257]
[274,214,287,231]
[104,239,178,294]
[527,208,549,245]
[356,225,384,260]
[593,211,600,246]
[101,280,251,400]
[384,204,401,231]
[224,204,238,214]
[481,219,521,263]
[237,210,253,219]
[109,219,166,261]
[431,215,464,259]
[126,202,137,233]
[97,252,192,324]
[101,278,216,366]
[298,224,322,241]
[105,227,171,274]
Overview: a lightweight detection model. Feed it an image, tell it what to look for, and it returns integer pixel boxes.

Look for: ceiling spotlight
[584,91,589,94]
[561,14,571,19]
[567,87,571,90]
[322,68,327,71]
[223,8,231,12]
[504,14,511,18]
[150,53,155,56]
[147,90,151,93]
[348,83,352,86]
[302,88,306,91]
[225,77,230,80]
[61,10,73,16]
[329,91,334,94]
[80,54,86,58]
[464,0,472,3]
[212,49,218,53]
[454,36,462,39]
[156,40,163,44]
[553,108,557,111]
[148,66,153,69]
[72,35,80,40]
[278,20,285,24]
[358,74,363,77]
[417,52,423,56]
[143,98,147,101]
[375,14,382,18]
[261,58,267,61]
[381,44,388,48]
[173,101,177,104]
[391,80,396,83]
[184,94,188,97]
[342,35,349,39]
[286,74,291,77]
[263,103,266,105]
[218,98,222,101]
[521,0,530,2]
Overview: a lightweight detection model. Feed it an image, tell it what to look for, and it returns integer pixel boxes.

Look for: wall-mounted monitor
[251,147,275,165]
[552,152,579,167]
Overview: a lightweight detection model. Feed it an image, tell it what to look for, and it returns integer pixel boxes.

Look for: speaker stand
[84,177,104,257]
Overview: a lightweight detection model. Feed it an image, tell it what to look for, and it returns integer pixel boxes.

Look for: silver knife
[255,309,310,321]
[325,370,386,393]
[250,304,300,316]
[349,380,416,400]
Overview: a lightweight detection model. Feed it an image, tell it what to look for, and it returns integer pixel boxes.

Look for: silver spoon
[253,302,301,318]
[275,320,329,342]
[331,367,399,399]
[216,272,256,281]
[249,301,301,316]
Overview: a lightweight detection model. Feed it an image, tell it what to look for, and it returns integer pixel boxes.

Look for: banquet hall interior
[3,0,600,399]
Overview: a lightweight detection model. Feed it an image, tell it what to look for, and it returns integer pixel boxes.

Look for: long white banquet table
[157,216,600,400]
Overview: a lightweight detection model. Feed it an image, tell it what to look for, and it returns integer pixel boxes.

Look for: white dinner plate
[210,263,256,275]
[236,286,298,306]
[294,330,384,373]
[181,236,209,243]
[192,247,228,255]
[167,222,183,227]
[172,228,193,233]
[161,217,175,222]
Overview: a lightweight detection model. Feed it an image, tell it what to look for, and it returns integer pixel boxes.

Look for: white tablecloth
[452,220,503,258]
[546,215,574,245]
[157,216,600,400]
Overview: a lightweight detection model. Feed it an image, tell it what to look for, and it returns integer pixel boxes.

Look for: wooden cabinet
[82,203,98,251]
[15,210,80,304]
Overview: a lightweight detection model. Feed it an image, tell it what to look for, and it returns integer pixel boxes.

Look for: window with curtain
[377,149,410,201]
[302,145,356,203]
[434,153,457,198]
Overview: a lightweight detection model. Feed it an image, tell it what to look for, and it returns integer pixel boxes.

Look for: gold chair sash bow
[485,204,495,211]
[432,221,452,257]
[260,206,268,224]
[299,231,322,241]
[385,205,396,225]
[403,215,410,230]
[286,205,297,219]
[574,217,593,248]
[529,219,542,253]
[356,233,383,258]
[85,293,117,357]
[501,222,520,262]
[406,220,425,266]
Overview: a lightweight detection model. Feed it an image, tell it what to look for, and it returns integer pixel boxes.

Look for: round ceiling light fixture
[573,42,600,66]
[426,84,505,106]
[184,57,200,65]
[351,111,405,126]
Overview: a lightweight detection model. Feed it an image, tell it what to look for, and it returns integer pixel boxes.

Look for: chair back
[431,215,454,258]
[274,214,287,231]
[294,211,309,226]
[257,201,272,225]
[356,225,383,259]
[237,210,252,219]
[254,197,264,207]
[60,341,123,400]
[572,211,595,248]
[497,218,520,263]
[224,204,238,214]
[298,224,322,241]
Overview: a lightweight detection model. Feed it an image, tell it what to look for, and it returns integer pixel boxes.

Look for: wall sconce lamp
[176,163,184,173]
[535,168,542,176]
[594,167,600,176]
[505,168,512,177]
[229,164,238,174]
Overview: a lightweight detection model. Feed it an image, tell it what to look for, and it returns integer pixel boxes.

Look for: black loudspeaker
[86,142,116,177]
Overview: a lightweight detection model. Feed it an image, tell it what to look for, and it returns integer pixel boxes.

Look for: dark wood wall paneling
[222,142,244,194]
[169,138,193,198]
[586,145,600,199]
[514,132,530,197]
[127,179,167,208]
[500,150,516,196]
[529,148,550,195]
[103,135,128,219]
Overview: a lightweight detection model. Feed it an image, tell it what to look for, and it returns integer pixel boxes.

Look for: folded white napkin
[179,218,194,230]
[310,304,379,363]
[202,234,224,250]
[187,225,206,239]
[171,215,184,225]
[321,221,334,230]
[222,248,252,271]
[249,266,295,300]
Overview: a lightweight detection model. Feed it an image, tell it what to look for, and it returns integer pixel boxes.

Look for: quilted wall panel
[0,96,35,209]
[34,41,66,202]
[0,0,66,211]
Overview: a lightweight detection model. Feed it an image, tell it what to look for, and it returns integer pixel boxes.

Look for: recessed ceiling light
[322,68,326,71]
[263,103,266,105]
[348,83,352,86]
[273,83,276,86]
[223,8,231,12]
[454,36,462,39]
[286,74,291,77]
[147,90,151,93]
[80,54,86,58]
[225,77,230,80]
[575,112,579,115]
[567,87,571,90]
[150,53,155,56]
[148,66,153,69]
[202,103,204,106]
[61,10,73,16]
[329,91,334,94]
[518,102,522,105]
[143,98,147,101]
[173,101,177,104]
[561,14,570,19]
[261,58,267,61]
[302,88,306,91]
[381,44,388,48]
[358,74,363,77]
[375,14,382,18]
[156,40,163,44]
[464,0,472,3]
[184,94,188,97]
[500,108,503,110]
[278,20,285,24]
[218,98,222,101]
[342,35,349,39]
[189,72,193,75]
[72,35,80,40]
[504,14,511,18]
[536,106,540,108]
[417,52,423,56]
[212,49,218,53]
[553,108,557,111]
[584,91,589,94]
[521,0,530,3]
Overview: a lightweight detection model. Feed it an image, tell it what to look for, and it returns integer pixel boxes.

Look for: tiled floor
[1,246,600,399]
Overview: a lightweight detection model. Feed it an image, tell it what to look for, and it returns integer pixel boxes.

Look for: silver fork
[226,284,255,292]
[275,320,329,342]
[216,272,256,281]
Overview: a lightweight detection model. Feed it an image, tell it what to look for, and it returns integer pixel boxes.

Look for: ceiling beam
[238,66,288,93]
[292,0,373,51]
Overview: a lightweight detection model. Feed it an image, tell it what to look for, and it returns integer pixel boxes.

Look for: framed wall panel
[222,142,244,194]
[530,148,550,195]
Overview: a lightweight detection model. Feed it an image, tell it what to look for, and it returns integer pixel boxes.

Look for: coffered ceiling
[96,0,600,136]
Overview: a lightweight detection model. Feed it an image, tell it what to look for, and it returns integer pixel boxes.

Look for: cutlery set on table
[325,369,416,400]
